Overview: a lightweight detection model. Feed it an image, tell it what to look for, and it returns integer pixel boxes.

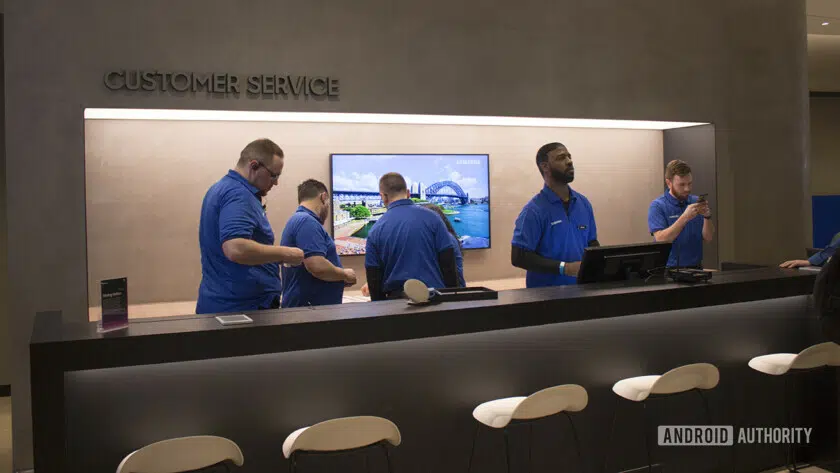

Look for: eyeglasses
[257,162,280,181]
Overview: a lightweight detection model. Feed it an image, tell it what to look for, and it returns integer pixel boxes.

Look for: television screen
[330,153,491,256]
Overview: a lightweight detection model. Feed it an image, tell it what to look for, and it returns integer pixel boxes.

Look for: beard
[550,167,574,184]
[319,207,329,224]
[670,189,690,201]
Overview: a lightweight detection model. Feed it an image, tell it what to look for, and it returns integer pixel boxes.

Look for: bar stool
[467,384,589,473]
[749,341,840,472]
[604,363,720,473]
[116,435,244,473]
[282,416,401,473]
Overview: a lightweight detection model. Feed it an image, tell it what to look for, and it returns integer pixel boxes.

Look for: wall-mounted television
[329,153,491,256]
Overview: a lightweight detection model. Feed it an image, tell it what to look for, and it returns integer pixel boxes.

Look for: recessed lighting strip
[84,108,708,131]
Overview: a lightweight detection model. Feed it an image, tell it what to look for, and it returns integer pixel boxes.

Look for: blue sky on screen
[331,154,489,199]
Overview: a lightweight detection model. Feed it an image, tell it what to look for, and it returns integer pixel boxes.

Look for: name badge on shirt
[578,225,587,230]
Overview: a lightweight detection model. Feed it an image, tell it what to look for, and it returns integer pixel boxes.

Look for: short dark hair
[297,179,328,203]
[238,138,284,166]
[665,160,692,181]
[379,172,408,196]
[536,142,565,175]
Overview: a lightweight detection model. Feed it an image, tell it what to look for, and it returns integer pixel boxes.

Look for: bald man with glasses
[196,138,304,314]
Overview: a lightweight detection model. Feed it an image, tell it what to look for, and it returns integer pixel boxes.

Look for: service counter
[30,268,836,473]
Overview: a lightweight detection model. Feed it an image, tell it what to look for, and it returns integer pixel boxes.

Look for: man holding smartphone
[648,160,715,268]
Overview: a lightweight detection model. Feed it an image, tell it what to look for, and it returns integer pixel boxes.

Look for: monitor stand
[623,267,642,280]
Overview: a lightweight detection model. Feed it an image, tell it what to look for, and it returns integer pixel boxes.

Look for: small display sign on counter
[215,314,254,326]
[99,277,129,333]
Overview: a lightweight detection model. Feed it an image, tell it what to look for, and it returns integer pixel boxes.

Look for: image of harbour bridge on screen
[330,154,491,256]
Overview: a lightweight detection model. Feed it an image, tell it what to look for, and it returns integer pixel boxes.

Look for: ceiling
[808,0,840,35]
[808,0,840,91]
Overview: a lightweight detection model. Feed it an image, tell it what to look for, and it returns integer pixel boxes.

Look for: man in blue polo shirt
[511,142,599,287]
[648,159,714,268]
[364,172,459,300]
[280,179,357,307]
[780,231,839,269]
[196,138,304,314]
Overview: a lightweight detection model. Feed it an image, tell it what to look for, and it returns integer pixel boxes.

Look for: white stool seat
[282,416,401,458]
[473,396,528,428]
[472,384,588,429]
[612,375,662,402]
[116,435,244,473]
[613,363,720,402]
[749,342,840,375]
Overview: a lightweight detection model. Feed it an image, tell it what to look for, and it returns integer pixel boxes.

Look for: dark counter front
[30,268,834,473]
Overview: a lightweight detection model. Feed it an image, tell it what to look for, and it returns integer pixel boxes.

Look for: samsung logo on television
[104,70,340,98]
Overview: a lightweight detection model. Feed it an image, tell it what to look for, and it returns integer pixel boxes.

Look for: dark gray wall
[4,0,809,469]
[0,13,8,389]
[663,124,719,269]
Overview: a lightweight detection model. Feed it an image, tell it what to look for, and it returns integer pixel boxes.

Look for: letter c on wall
[104,71,125,90]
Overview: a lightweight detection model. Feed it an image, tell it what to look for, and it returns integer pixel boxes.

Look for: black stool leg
[467,423,481,473]
[564,412,584,472]
[695,389,727,473]
[642,400,654,473]
[528,423,533,473]
[289,452,298,473]
[785,375,800,472]
[381,442,395,473]
[503,428,512,473]
[364,450,371,473]
[604,396,620,473]
[773,377,793,472]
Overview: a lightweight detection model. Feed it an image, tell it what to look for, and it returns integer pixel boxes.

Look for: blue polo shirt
[511,186,598,287]
[451,234,466,287]
[196,170,281,314]
[810,238,840,266]
[648,192,704,268]
[365,199,455,293]
[280,206,345,307]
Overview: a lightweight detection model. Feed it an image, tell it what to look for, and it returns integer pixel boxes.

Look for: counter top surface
[32,268,817,353]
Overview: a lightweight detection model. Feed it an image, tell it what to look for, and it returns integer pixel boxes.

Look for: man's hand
[563,261,582,277]
[361,283,370,297]
[780,259,811,269]
[681,203,706,221]
[698,202,711,218]
[343,268,358,286]
[280,247,305,266]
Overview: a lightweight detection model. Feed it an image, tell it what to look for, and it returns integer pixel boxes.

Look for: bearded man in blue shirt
[511,142,600,287]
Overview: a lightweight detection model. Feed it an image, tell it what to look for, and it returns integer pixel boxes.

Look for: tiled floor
[768,468,829,472]
[0,397,11,473]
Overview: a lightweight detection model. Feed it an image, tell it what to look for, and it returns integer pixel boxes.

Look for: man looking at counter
[511,142,599,287]
[280,179,356,307]
[648,159,714,268]
[364,172,459,300]
[196,138,304,314]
